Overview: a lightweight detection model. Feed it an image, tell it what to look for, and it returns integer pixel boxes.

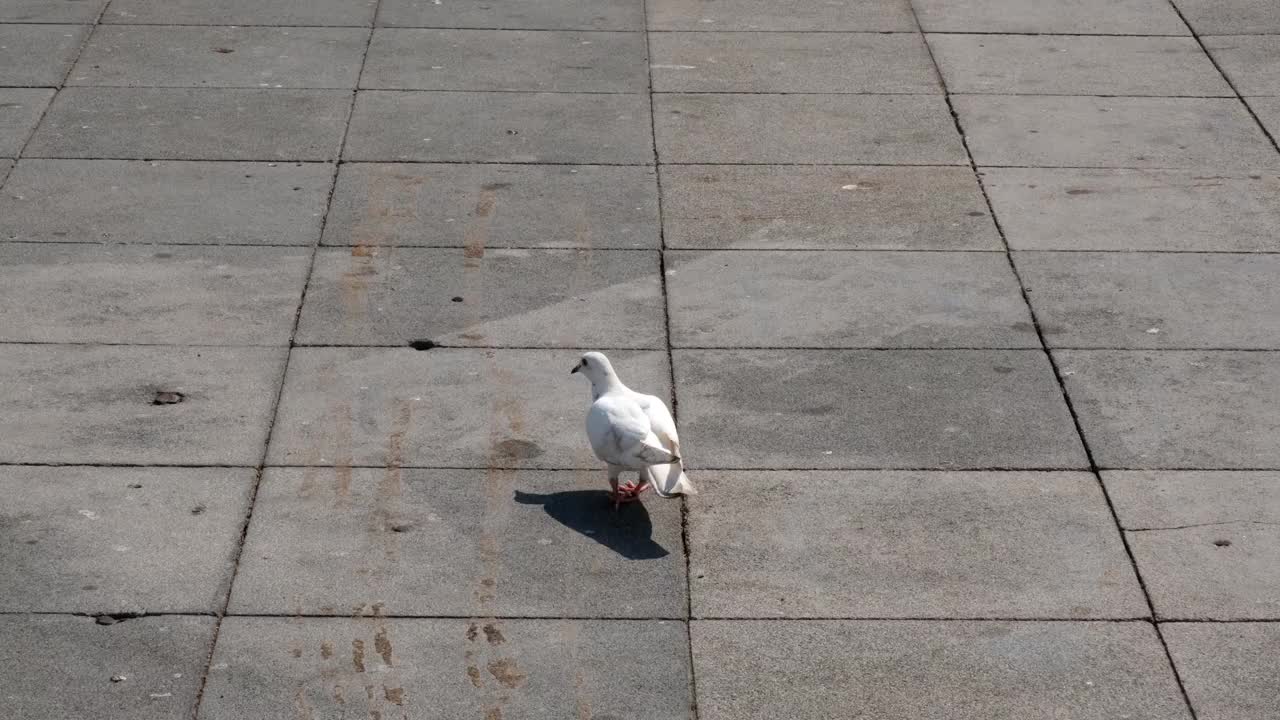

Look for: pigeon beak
[569,364,580,375]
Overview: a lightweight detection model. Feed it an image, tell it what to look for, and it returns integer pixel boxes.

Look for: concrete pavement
[1,0,1278,718]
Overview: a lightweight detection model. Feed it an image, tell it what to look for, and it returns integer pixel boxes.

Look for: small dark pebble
[1214,539,1231,547]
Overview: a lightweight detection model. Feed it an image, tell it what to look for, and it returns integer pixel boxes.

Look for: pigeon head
[570,351,617,385]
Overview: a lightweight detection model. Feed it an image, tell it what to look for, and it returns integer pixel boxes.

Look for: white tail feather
[643,461,696,497]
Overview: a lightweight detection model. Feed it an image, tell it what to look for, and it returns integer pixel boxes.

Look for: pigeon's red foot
[611,481,651,510]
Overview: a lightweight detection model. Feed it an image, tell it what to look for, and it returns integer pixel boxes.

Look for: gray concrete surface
[1106,471,1280,620]
[0,615,216,720]
[914,0,1188,34]
[660,165,1000,250]
[1173,0,1280,34]
[982,169,1280,252]
[0,466,253,613]
[673,349,1085,468]
[1057,350,1280,468]
[321,162,659,249]
[929,35,1230,96]
[649,32,938,93]
[297,247,665,347]
[69,26,369,88]
[229,468,685,616]
[654,93,966,164]
[0,88,52,157]
[667,250,1037,347]
[4,0,1277,716]
[955,95,1280,169]
[362,29,648,92]
[1164,623,1280,720]
[0,344,285,464]
[377,0,644,30]
[104,0,378,26]
[26,88,351,160]
[344,90,653,163]
[647,0,916,31]
[688,471,1145,618]
[0,243,310,344]
[0,0,106,23]
[267,348,669,467]
[0,24,88,86]
[1245,96,1280,138]
[1204,35,1280,96]
[1016,252,1280,348]
[692,620,1191,720]
[199,617,691,720]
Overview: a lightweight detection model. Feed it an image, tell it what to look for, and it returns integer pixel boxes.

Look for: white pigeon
[571,351,696,507]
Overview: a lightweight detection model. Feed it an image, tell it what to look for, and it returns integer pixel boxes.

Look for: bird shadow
[513,489,669,560]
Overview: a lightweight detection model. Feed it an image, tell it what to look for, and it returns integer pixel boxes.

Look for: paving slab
[689,471,1144,618]
[25,87,350,160]
[1164,623,1280,720]
[0,157,10,184]
[0,159,332,244]
[321,162,658,249]
[0,615,215,720]
[672,349,1085,469]
[649,32,938,94]
[653,94,966,165]
[1172,0,1280,35]
[1245,96,1280,141]
[983,168,1280,252]
[1203,36,1280,96]
[105,0,377,26]
[929,35,1229,97]
[1056,350,1280,468]
[199,617,690,720]
[647,0,915,31]
[667,250,1036,348]
[0,466,253,613]
[660,165,1000,250]
[362,29,647,92]
[1104,470,1280,529]
[0,23,89,86]
[1104,470,1280,619]
[0,244,310,344]
[0,344,285,465]
[1016,252,1280,349]
[914,0,1189,34]
[955,96,1280,169]
[0,87,52,156]
[344,90,653,163]
[267,348,669,468]
[296,247,664,348]
[377,0,644,30]
[69,26,368,89]
[692,620,1191,720]
[0,0,105,23]
[229,468,685,616]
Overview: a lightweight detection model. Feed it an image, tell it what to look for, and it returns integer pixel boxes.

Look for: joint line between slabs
[4,239,1280,255]
[640,3,701,717]
[0,1,107,196]
[910,2,1202,718]
[183,6,382,717]
[22,610,1278,622]
[1164,1,1280,160]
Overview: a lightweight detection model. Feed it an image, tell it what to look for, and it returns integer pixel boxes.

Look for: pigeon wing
[634,393,696,497]
[587,395,667,466]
